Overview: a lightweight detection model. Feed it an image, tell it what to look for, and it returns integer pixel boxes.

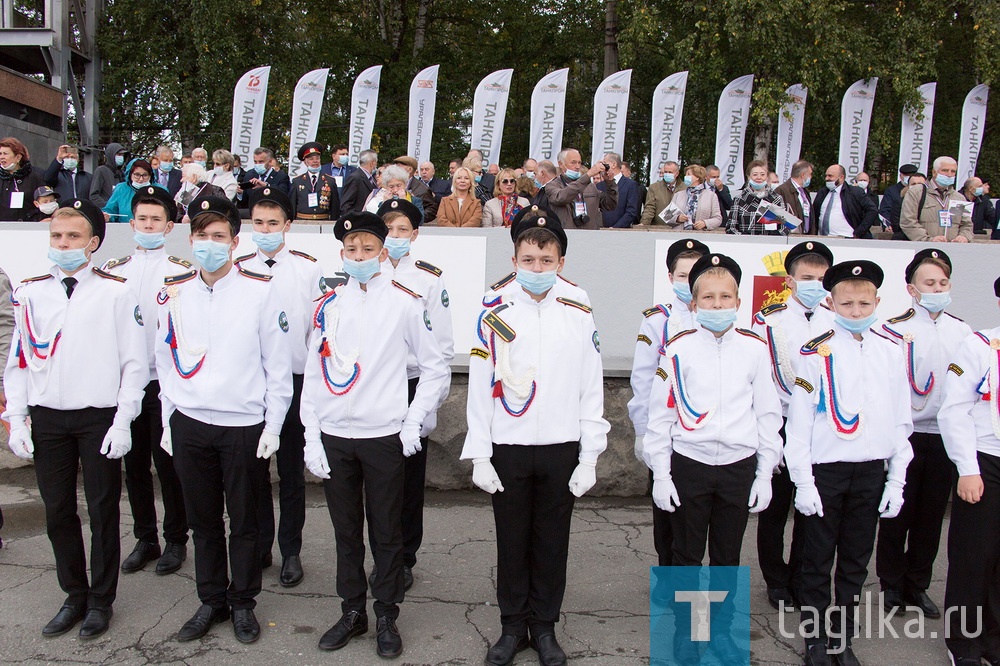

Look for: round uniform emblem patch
[423,310,432,331]
[319,276,328,293]
[278,311,289,332]
[134,305,144,326]
[851,265,862,276]
[441,289,450,308]
[592,330,600,352]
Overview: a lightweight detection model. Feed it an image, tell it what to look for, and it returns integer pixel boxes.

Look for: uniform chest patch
[441,289,450,308]
[424,310,432,331]
[279,311,289,332]
[593,330,601,352]
[134,305,144,326]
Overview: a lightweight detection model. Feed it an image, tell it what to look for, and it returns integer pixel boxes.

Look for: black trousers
[945,451,1000,660]
[799,461,884,647]
[259,374,306,558]
[323,432,405,620]
[31,406,120,608]
[124,380,188,546]
[491,441,578,638]
[649,469,673,566]
[757,421,804,592]
[170,410,266,610]
[876,431,954,593]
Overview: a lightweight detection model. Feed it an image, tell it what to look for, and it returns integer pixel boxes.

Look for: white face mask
[39,201,59,215]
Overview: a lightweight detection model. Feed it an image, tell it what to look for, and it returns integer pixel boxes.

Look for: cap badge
[146,187,156,194]
[538,217,547,226]
[806,242,813,250]
[686,241,693,248]
[852,266,862,276]
[73,201,82,209]
[931,251,939,258]
[201,201,210,210]
[711,256,720,265]
[391,200,398,208]
[263,188,271,196]
[344,220,352,230]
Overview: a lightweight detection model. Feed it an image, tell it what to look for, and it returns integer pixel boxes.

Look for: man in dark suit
[598,152,639,228]
[812,164,878,238]
[320,144,356,195]
[706,164,733,217]
[241,147,291,199]
[773,160,814,233]
[621,162,646,208]
[419,161,451,199]
[43,144,93,201]
[232,156,246,185]
[339,149,378,215]
[878,164,918,239]
[151,146,182,196]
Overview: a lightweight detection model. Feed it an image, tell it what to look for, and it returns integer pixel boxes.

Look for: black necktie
[265,259,276,268]
[63,277,78,299]
[805,311,813,321]
[310,175,317,191]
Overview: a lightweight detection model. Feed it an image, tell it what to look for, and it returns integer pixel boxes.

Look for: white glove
[472,457,504,494]
[100,426,132,459]
[256,431,280,459]
[400,421,422,457]
[7,419,33,460]
[652,476,681,512]
[633,435,645,464]
[879,482,905,519]
[160,426,172,456]
[568,460,597,497]
[420,410,438,438]
[748,474,773,514]
[794,484,824,517]
[304,438,330,480]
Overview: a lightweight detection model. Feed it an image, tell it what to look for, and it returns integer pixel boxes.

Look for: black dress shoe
[832,645,861,666]
[318,610,368,650]
[232,608,260,644]
[882,587,905,613]
[904,589,941,619]
[530,633,567,666]
[178,604,230,641]
[376,616,403,658]
[155,542,187,575]
[260,551,273,569]
[121,540,161,573]
[485,634,529,666]
[767,586,796,611]
[78,607,113,639]
[42,604,86,637]
[805,643,832,666]
[403,565,413,591]
[279,555,304,588]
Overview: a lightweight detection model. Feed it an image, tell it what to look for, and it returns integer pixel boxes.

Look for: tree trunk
[603,0,618,79]
[753,120,773,164]
[413,0,430,57]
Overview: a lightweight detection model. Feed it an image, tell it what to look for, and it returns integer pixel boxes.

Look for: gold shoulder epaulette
[102,256,132,271]
[557,297,592,313]
[666,329,696,346]
[239,266,272,282]
[392,281,422,299]
[168,256,193,268]
[802,330,835,352]
[736,328,765,343]
[290,249,318,262]
[887,308,915,324]
[20,273,53,284]
[164,270,197,285]
[489,272,516,291]
[415,260,442,277]
[643,306,666,318]
[761,302,787,316]
[93,267,126,282]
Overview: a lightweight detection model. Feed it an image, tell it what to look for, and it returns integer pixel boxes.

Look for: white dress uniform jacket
[784,323,914,487]
[381,254,455,378]
[236,246,327,375]
[154,264,292,434]
[300,273,448,439]
[644,325,783,478]
[3,264,148,430]
[461,282,610,463]
[938,326,1000,476]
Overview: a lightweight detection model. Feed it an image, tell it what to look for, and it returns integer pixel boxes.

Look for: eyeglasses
[500,178,516,185]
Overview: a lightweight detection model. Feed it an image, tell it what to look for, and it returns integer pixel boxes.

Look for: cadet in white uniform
[938,276,1000,666]
[876,249,970,619]
[103,186,191,577]
[784,260,913,666]
[156,195,292,645]
[4,198,148,639]
[462,208,610,666]
[238,187,326,589]
[644,252,782,665]
[300,211,448,659]
[751,241,835,612]
[628,237,709,568]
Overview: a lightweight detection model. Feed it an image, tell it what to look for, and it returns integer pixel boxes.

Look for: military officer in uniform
[103,186,192,577]
[289,142,340,221]
[238,186,326,588]
[156,195,292,645]
[4,198,148,639]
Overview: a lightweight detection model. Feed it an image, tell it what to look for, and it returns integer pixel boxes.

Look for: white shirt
[752,297,837,416]
[879,304,972,434]
[644,325,782,478]
[784,322,913,488]
[236,245,326,375]
[3,264,148,431]
[938,326,1000,476]
[300,273,448,439]
[103,247,194,379]
[820,185,853,237]
[155,264,292,433]
[461,282,610,462]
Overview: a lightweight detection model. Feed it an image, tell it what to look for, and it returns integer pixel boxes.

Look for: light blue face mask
[62,158,79,171]
[192,240,231,272]
[662,173,676,184]
[683,175,694,187]
[253,163,266,175]
[794,280,828,310]
[384,236,411,260]
[132,179,149,189]
[564,170,581,181]
[825,181,838,191]
[918,291,952,313]
[338,155,350,166]
[114,155,125,167]
[474,174,483,183]
[936,174,956,188]
[252,231,283,253]
[134,231,165,249]
[975,187,985,197]
[750,180,766,191]
[307,165,321,174]
[697,308,738,332]
[194,160,207,169]
[516,269,557,295]
[835,313,878,334]
[672,281,693,304]
[160,162,173,172]
[343,256,381,284]
[48,247,89,272]
[802,177,811,188]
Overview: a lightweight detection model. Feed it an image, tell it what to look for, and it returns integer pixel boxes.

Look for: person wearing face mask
[174,163,226,223]
[299,211,447,659]
[205,149,239,202]
[239,147,291,207]
[149,146,182,196]
[726,160,789,235]
[287,143,340,221]
[31,186,61,221]
[89,142,128,208]
[629,238,710,571]
[463,208,609,666]
[365,198,454,593]
[879,164,918,238]
[644,252,782,665]
[545,147,617,230]
[103,158,167,224]
[670,164,724,231]
[750,242,836,614]
[901,155,972,243]
[339,149,379,215]
[961,176,995,235]
[3,198,148,639]
[190,147,209,170]
[102,186,192,579]
[44,144,94,203]
[853,172,878,209]
[784,260,913,666]
[774,160,815,234]
[640,160,685,226]
[320,144,356,193]
[597,152,640,228]
[808,164,878,239]
[875,249,970,621]
[0,137,46,221]
[155,195,292,645]
[235,187,326,589]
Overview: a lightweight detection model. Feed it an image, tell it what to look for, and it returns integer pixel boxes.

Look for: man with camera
[545,148,617,230]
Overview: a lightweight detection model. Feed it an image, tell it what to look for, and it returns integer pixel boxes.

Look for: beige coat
[669,188,724,230]
[436,194,483,227]
[640,180,686,226]
[900,182,972,241]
